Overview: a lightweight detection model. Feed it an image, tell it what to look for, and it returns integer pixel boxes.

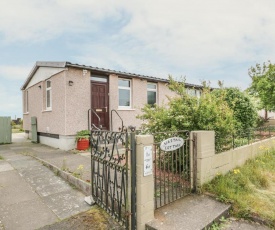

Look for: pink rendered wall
[23,67,177,135]
[158,82,177,106]
[23,71,66,135]
[65,67,90,135]
[109,74,176,131]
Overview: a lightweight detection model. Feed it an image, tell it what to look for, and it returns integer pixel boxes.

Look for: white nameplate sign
[144,146,153,176]
[160,137,184,151]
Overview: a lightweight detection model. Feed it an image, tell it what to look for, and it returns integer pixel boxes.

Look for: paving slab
[0,170,39,205]
[16,164,73,197]
[18,164,53,177]
[0,150,14,155]
[0,161,13,172]
[0,198,58,230]
[0,170,20,186]
[42,189,90,219]
[34,178,73,197]
[146,194,231,230]
[9,146,31,150]
[4,154,32,162]
[9,158,42,169]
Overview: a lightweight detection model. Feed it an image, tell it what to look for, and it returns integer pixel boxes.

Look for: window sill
[42,109,52,112]
[117,108,136,111]
[23,112,29,115]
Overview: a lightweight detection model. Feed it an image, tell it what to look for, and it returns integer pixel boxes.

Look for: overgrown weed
[203,148,275,226]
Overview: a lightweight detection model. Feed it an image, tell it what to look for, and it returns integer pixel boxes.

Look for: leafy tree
[11,120,16,127]
[138,76,236,151]
[212,87,258,131]
[248,61,275,119]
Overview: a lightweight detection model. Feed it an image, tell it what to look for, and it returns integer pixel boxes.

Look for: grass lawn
[203,147,275,227]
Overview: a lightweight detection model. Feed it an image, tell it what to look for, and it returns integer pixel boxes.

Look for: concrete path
[0,134,90,230]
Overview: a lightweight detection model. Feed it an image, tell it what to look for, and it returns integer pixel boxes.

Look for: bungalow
[21,61,202,150]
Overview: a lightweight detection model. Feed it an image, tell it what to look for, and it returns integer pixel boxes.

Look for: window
[118,79,131,108]
[46,80,52,110]
[147,83,157,105]
[189,88,196,97]
[196,90,201,98]
[90,75,108,82]
[24,90,29,113]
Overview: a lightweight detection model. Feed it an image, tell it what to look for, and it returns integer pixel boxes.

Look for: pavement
[0,133,91,230]
[0,133,273,230]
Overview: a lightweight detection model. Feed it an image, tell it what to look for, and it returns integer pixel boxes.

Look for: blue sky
[1,0,275,119]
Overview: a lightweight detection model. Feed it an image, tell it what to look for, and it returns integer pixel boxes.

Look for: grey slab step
[146,194,231,230]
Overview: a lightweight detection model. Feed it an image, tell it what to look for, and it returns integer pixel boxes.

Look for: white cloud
[0,83,22,118]
[0,65,32,80]
[63,0,275,89]
[2,0,275,66]
[120,0,275,67]
[1,0,275,89]
[0,0,125,43]
[0,64,30,117]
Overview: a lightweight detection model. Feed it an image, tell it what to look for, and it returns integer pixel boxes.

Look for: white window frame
[147,82,157,105]
[196,89,201,98]
[24,90,29,113]
[190,89,196,97]
[46,80,52,110]
[118,78,131,109]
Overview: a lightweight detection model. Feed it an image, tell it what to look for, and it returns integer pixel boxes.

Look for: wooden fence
[0,116,12,144]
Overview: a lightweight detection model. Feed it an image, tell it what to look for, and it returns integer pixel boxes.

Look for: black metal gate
[153,131,192,209]
[90,129,136,229]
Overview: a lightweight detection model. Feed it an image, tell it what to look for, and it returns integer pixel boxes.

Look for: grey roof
[21,61,203,90]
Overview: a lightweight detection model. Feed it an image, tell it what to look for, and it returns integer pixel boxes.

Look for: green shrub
[212,87,258,131]
[138,77,236,151]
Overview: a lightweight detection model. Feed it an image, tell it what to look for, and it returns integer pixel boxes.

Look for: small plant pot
[77,138,90,151]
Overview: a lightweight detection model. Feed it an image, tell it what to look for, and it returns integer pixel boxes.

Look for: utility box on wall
[31,116,38,143]
[0,116,12,144]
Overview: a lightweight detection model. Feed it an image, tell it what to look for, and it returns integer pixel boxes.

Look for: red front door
[91,81,109,130]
